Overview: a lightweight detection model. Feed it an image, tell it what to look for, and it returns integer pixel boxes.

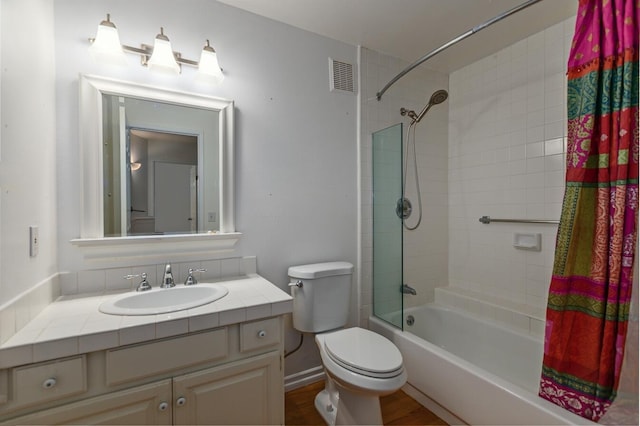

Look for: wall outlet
[29,226,39,257]
[208,212,216,222]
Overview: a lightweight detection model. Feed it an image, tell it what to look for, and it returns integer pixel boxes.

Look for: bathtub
[369,304,594,425]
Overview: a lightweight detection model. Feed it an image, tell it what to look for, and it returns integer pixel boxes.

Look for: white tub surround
[370,305,594,425]
[0,272,292,424]
[447,17,574,316]
[435,286,546,337]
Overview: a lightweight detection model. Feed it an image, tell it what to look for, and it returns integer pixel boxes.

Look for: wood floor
[285,381,448,425]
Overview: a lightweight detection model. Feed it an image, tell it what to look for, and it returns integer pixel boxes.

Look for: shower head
[413,89,448,123]
[429,89,449,106]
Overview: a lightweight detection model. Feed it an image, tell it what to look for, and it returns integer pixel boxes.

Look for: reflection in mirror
[101,94,218,237]
[129,130,198,235]
[77,74,235,242]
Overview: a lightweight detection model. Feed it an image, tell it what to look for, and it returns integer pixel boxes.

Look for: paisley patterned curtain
[539,0,639,422]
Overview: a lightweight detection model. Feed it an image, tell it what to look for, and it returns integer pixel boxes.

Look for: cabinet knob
[42,378,57,389]
[158,402,169,411]
[176,396,187,406]
[257,330,267,338]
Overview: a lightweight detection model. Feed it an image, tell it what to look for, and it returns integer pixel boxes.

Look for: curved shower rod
[376,0,544,101]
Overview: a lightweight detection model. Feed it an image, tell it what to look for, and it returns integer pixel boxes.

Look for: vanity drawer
[240,317,280,353]
[12,355,87,409]
[106,328,228,386]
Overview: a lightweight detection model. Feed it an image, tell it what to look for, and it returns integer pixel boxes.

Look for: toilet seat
[323,328,404,379]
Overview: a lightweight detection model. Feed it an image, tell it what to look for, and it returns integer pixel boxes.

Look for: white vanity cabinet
[0,317,285,425]
[173,351,281,425]
[3,379,174,425]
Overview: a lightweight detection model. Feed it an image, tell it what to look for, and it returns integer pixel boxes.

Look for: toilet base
[314,378,384,425]
[314,389,338,425]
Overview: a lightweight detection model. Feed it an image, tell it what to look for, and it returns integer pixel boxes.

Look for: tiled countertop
[0,275,292,369]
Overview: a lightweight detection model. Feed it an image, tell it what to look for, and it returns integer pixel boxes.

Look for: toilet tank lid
[288,262,354,279]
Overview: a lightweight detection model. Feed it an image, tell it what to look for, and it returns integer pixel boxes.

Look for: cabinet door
[2,379,172,425]
[173,351,283,425]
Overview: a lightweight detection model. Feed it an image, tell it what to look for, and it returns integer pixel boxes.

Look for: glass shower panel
[372,124,403,329]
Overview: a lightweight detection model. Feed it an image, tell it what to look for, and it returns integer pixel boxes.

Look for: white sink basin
[99,284,229,316]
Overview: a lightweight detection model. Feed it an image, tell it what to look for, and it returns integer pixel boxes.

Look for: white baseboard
[402,382,467,426]
[284,365,325,392]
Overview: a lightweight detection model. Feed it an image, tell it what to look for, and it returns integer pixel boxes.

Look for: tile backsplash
[0,256,256,346]
[60,257,256,296]
[0,275,60,346]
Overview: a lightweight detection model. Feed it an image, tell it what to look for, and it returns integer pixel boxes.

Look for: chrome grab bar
[479,216,559,225]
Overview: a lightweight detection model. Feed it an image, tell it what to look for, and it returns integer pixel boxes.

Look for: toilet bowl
[288,262,407,425]
[314,328,407,425]
[320,327,405,385]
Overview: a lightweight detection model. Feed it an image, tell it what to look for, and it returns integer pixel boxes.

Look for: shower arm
[376,0,544,101]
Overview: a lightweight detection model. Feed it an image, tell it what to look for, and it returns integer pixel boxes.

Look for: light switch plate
[29,226,39,257]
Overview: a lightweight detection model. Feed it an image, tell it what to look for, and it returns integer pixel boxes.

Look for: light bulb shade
[130,162,142,171]
[89,20,126,65]
[198,47,224,84]
[148,37,180,74]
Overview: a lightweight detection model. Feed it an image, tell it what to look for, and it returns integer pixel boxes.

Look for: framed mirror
[73,74,238,259]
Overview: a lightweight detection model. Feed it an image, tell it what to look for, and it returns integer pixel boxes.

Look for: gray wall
[0,0,58,307]
[2,0,358,378]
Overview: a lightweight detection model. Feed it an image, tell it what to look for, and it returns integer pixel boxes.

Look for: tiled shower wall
[447,17,575,315]
[361,16,576,326]
[359,47,449,327]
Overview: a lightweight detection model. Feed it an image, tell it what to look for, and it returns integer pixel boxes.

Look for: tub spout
[401,284,417,295]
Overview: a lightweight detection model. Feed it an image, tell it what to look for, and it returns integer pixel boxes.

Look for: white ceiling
[218,0,576,73]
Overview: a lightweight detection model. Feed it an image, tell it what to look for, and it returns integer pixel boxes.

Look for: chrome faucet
[161,264,175,288]
[401,284,417,295]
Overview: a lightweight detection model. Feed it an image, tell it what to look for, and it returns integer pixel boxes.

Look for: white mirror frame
[72,74,240,260]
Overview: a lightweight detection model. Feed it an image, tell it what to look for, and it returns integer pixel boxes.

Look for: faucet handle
[184,268,207,286]
[125,273,152,292]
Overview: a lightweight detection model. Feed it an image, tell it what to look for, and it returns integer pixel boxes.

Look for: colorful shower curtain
[539,0,639,422]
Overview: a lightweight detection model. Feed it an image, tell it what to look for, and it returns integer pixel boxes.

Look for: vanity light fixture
[198,40,225,84]
[88,14,224,82]
[88,14,127,65]
[147,27,180,74]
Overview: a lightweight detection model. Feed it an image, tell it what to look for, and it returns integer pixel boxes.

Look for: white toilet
[288,261,407,425]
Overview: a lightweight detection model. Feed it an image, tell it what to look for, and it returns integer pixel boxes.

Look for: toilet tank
[288,262,354,333]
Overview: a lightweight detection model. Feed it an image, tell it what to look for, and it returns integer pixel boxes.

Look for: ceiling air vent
[329,58,355,94]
